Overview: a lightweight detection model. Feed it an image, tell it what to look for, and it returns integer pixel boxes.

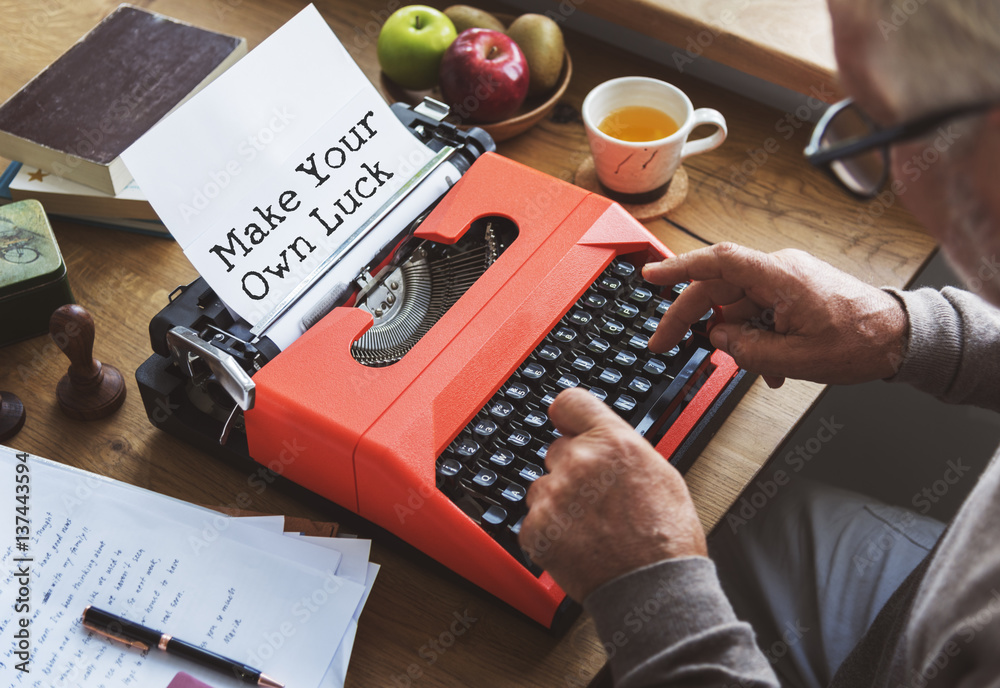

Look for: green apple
[377,6,457,90]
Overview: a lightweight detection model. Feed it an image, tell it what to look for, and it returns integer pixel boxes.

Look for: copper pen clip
[81,606,150,651]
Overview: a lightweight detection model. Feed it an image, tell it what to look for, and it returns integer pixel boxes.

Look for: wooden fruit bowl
[377,24,572,142]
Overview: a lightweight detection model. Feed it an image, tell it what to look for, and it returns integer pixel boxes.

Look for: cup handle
[680,108,728,161]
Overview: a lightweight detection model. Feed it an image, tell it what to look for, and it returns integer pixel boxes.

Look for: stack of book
[0,4,247,236]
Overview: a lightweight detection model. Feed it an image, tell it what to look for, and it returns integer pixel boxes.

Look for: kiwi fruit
[444,5,506,34]
[506,14,565,96]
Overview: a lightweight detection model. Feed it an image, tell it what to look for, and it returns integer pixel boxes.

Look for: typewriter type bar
[138,145,752,631]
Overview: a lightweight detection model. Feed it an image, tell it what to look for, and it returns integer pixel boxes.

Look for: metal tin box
[0,199,74,346]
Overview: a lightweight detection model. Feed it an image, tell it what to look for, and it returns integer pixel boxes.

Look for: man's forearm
[584,557,779,688]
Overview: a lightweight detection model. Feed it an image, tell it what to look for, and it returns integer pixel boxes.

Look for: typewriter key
[611,260,635,278]
[489,448,515,467]
[613,395,638,413]
[614,302,640,320]
[612,350,638,368]
[524,411,548,428]
[521,362,546,380]
[489,399,514,419]
[629,287,653,304]
[627,334,650,352]
[538,344,562,361]
[583,292,608,310]
[505,382,530,400]
[519,463,544,482]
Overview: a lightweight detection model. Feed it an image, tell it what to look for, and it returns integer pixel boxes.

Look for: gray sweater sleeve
[887,287,1000,412]
[583,557,779,687]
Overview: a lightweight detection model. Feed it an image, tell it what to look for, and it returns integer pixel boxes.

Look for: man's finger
[708,322,805,378]
[543,436,571,474]
[524,474,550,509]
[548,387,624,438]
[643,243,785,305]
[717,298,765,325]
[650,278,745,352]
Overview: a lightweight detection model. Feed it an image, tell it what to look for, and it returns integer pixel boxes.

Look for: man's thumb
[709,323,783,373]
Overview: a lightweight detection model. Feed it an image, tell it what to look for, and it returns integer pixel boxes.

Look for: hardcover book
[0,4,246,195]
[0,161,169,237]
[9,163,156,219]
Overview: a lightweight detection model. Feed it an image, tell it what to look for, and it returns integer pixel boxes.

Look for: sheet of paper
[231,515,285,532]
[0,447,364,688]
[324,564,380,687]
[122,4,433,325]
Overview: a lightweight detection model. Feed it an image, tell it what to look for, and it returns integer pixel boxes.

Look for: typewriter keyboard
[435,259,715,573]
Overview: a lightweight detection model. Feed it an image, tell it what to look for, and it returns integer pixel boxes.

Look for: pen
[81,605,284,688]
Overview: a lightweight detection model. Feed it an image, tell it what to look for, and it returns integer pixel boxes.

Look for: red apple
[439,28,529,123]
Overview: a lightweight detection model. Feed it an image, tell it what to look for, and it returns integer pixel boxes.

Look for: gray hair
[866,0,1000,116]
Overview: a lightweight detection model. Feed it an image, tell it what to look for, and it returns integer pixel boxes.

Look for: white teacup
[582,77,728,199]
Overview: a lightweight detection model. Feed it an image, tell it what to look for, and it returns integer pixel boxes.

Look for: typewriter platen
[137,101,754,631]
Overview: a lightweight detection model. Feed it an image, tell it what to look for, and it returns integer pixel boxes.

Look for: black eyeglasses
[804,98,996,199]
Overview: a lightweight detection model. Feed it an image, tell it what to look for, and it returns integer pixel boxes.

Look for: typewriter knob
[50,304,126,421]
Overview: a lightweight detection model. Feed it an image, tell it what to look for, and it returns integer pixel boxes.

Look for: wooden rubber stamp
[50,304,126,420]
[0,392,26,441]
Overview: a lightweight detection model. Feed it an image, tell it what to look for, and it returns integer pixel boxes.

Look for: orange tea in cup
[598,105,680,142]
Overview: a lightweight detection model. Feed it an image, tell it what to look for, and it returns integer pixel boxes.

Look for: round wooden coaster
[574,157,689,222]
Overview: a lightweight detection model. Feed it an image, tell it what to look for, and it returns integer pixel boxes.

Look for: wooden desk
[575,0,840,99]
[0,1,935,686]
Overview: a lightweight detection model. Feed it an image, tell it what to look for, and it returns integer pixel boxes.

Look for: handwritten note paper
[122,4,433,324]
[0,447,368,688]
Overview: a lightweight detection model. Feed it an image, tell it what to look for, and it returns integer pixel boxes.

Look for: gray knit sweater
[584,287,1000,687]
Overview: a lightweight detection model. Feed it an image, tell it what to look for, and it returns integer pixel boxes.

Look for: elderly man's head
[829,0,1000,305]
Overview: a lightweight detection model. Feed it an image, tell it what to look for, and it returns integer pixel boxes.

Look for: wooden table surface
[0,1,936,686]
[575,0,840,98]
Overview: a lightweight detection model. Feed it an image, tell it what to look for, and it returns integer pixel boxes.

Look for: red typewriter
[138,101,752,631]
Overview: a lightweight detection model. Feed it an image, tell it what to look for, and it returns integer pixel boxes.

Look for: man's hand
[644,243,909,388]
[517,388,707,602]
